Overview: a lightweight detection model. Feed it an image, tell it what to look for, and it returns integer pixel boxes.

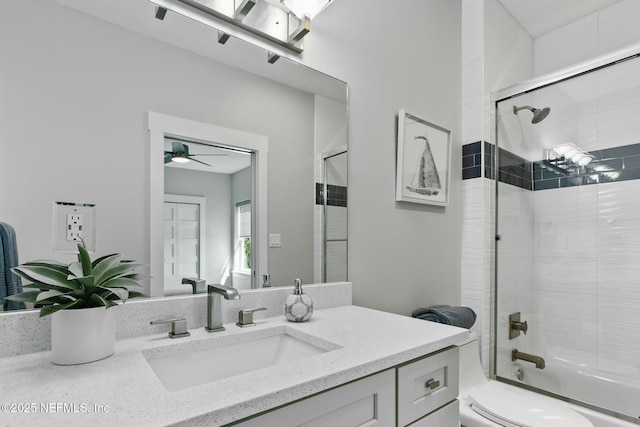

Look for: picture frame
[396,109,451,206]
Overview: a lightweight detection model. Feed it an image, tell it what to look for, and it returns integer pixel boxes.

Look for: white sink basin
[143,326,340,391]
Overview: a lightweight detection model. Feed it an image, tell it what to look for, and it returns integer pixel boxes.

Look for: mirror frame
[148,111,268,297]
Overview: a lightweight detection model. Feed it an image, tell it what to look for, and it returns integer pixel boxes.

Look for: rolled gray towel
[412,305,476,329]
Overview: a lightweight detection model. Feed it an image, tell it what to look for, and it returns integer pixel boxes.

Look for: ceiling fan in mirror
[164,140,228,166]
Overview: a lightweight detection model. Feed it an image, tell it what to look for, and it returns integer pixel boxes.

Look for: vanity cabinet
[398,346,459,426]
[229,347,459,427]
[232,369,396,426]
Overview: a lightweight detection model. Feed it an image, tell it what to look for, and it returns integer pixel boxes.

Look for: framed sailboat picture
[396,109,451,206]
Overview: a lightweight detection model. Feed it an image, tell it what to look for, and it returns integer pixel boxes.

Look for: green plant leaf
[21,282,75,293]
[67,274,95,287]
[68,261,84,278]
[94,263,143,285]
[22,260,68,272]
[38,299,84,317]
[90,253,119,269]
[77,243,93,276]
[89,293,117,308]
[5,291,41,303]
[35,289,72,302]
[12,265,74,289]
[101,276,144,290]
[92,253,123,284]
[97,286,128,302]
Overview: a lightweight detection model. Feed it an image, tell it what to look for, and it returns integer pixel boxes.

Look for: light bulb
[571,152,585,163]
[171,156,190,163]
[553,144,572,156]
[578,156,592,166]
[564,148,579,158]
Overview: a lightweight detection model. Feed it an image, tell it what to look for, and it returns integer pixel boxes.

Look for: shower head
[513,105,550,124]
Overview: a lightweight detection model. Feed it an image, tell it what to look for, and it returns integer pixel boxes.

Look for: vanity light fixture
[155,6,168,20]
[234,0,257,20]
[267,51,280,64]
[149,0,334,54]
[218,30,231,44]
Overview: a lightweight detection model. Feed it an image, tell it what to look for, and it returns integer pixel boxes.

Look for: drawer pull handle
[425,378,440,389]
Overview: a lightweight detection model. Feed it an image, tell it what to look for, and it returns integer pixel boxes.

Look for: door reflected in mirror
[163,139,253,296]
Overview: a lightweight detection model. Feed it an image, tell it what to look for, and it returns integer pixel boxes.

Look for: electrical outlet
[53,201,96,253]
[66,214,83,242]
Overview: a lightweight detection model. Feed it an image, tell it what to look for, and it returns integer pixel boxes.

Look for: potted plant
[7,243,146,365]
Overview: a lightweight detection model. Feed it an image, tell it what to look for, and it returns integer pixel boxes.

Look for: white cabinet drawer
[397,346,459,427]
[231,369,396,427]
[407,400,460,427]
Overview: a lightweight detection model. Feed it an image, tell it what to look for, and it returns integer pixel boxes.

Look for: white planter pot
[50,306,116,365]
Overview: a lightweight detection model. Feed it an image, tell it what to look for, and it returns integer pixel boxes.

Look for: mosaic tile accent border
[462,141,482,180]
[462,141,497,181]
[462,141,640,191]
[315,183,347,207]
[498,148,532,191]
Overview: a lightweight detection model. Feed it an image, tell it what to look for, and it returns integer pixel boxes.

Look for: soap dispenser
[284,279,313,322]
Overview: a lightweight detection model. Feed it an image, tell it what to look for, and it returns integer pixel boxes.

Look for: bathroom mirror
[0,0,348,311]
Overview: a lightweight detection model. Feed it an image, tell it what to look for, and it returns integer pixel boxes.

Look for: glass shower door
[494,53,640,422]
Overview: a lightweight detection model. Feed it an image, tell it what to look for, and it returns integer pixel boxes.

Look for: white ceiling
[497,0,623,38]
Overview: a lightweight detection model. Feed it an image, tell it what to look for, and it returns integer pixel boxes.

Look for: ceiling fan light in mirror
[171,155,190,163]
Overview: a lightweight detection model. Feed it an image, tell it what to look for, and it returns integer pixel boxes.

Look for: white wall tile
[598,218,640,261]
[462,60,484,144]
[597,295,640,341]
[535,220,597,259]
[534,290,597,334]
[597,259,640,299]
[534,256,597,295]
[598,0,640,55]
[598,179,640,222]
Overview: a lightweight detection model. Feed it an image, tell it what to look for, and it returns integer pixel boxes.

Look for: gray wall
[0,0,314,285]
[300,0,463,314]
[1,0,463,316]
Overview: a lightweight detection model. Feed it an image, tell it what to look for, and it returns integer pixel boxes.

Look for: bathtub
[504,356,640,426]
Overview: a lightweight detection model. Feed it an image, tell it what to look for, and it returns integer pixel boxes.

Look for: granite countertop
[0,305,468,426]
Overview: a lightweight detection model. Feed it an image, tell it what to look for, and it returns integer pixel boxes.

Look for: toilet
[458,333,593,427]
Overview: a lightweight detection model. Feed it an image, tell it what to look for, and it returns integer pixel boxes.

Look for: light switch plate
[269,233,281,248]
[53,201,96,253]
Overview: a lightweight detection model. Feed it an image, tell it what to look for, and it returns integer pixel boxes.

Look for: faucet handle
[182,277,206,294]
[150,317,191,338]
[236,307,267,328]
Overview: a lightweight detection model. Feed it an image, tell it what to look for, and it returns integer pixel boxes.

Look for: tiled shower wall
[461,0,640,375]
[460,0,533,374]
[527,144,640,370]
[314,95,348,283]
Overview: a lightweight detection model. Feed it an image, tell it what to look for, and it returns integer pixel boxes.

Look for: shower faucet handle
[509,312,528,339]
[512,320,528,334]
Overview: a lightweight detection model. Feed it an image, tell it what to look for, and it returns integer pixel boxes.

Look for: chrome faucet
[512,349,545,369]
[182,277,206,294]
[206,284,240,332]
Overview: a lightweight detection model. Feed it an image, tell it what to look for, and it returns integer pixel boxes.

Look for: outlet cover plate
[53,201,96,253]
